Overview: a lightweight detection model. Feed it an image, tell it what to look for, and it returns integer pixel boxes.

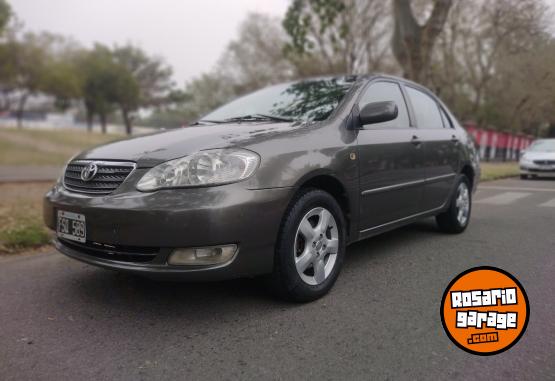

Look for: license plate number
[57,211,86,243]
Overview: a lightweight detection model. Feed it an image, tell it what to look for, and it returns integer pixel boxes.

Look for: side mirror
[359,101,398,126]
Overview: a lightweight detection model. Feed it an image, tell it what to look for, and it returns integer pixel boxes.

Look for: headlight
[136,148,260,191]
[519,155,533,165]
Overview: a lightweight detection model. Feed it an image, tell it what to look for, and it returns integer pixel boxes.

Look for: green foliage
[108,44,173,133]
[42,58,82,110]
[283,0,346,56]
[9,33,50,93]
[79,44,120,126]
[0,0,11,35]
[112,45,174,108]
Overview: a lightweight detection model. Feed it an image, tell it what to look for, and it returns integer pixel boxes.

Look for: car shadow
[65,218,443,313]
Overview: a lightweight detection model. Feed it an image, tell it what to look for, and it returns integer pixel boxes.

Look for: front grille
[63,160,135,195]
[533,160,555,165]
[59,238,159,263]
[528,167,555,173]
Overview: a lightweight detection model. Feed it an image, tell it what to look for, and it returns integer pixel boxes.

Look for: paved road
[1,178,554,380]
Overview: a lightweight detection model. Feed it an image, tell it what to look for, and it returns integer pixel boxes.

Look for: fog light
[168,245,237,266]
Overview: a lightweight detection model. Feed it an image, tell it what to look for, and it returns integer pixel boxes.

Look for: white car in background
[520,139,555,179]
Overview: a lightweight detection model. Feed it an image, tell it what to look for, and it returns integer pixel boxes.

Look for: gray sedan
[44,74,480,301]
[520,139,555,179]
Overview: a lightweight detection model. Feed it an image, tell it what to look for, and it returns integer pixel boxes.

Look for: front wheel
[436,175,472,234]
[268,189,346,302]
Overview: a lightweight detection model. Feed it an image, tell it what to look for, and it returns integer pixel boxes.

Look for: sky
[9,0,555,87]
[9,0,289,86]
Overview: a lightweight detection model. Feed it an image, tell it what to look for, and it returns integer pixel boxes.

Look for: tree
[427,0,551,134]
[40,37,83,111]
[7,33,49,127]
[111,45,174,134]
[0,0,11,35]
[218,13,294,93]
[0,38,18,112]
[79,45,121,133]
[391,0,453,82]
[109,64,140,135]
[283,0,392,76]
[179,72,237,122]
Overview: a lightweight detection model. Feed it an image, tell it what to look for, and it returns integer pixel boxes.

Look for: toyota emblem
[81,162,98,182]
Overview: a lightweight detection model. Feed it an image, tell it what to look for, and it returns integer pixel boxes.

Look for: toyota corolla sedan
[519,139,555,179]
[44,74,480,301]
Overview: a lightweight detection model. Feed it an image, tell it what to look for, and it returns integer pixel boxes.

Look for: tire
[436,175,472,234]
[268,188,346,302]
[520,174,528,180]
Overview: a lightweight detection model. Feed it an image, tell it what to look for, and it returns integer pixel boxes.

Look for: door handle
[411,135,422,146]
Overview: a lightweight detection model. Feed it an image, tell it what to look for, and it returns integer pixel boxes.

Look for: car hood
[76,122,295,167]
[521,151,555,161]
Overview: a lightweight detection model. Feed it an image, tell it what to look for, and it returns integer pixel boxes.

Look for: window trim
[439,105,454,129]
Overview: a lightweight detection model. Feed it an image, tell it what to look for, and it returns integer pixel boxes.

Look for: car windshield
[200,78,354,124]
[527,140,555,152]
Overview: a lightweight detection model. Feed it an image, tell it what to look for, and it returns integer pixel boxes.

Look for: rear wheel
[520,174,529,180]
[436,175,471,234]
[269,189,346,302]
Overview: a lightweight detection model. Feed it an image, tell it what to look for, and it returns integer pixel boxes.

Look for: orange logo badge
[441,266,529,355]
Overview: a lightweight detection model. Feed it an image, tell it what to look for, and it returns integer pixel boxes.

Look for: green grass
[0,223,51,252]
[480,162,520,181]
[0,127,121,166]
[0,139,70,166]
[0,182,54,254]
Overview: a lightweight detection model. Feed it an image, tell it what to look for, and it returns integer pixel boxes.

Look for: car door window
[358,82,410,129]
[406,86,443,129]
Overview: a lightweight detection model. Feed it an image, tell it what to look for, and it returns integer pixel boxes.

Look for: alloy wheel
[455,182,470,226]
[293,207,339,286]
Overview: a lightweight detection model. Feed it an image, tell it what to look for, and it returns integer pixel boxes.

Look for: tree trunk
[99,113,107,134]
[86,110,94,133]
[16,93,29,129]
[392,0,453,83]
[121,108,132,135]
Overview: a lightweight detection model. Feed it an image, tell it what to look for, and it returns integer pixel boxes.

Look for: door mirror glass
[359,101,398,126]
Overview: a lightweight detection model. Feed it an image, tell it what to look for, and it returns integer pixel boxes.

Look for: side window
[406,86,443,129]
[358,81,410,129]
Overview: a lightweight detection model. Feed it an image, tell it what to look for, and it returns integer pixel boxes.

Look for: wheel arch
[460,164,476,190]
[289,170,355,241]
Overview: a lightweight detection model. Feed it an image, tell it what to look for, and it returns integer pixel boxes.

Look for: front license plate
[57,211,86,243]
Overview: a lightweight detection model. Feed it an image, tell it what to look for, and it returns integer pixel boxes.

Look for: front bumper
[44,178,293,281]
[520,165,555,177]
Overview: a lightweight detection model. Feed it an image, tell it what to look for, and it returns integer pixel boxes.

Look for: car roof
[301,73,436,95]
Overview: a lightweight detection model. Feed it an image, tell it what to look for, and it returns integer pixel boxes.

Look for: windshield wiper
[194,114,294,125]
[194,119,227,125]
[223,114,294,123]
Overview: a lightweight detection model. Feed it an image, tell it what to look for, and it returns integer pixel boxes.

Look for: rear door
[356,81,428,234]
[404,86,459,210]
